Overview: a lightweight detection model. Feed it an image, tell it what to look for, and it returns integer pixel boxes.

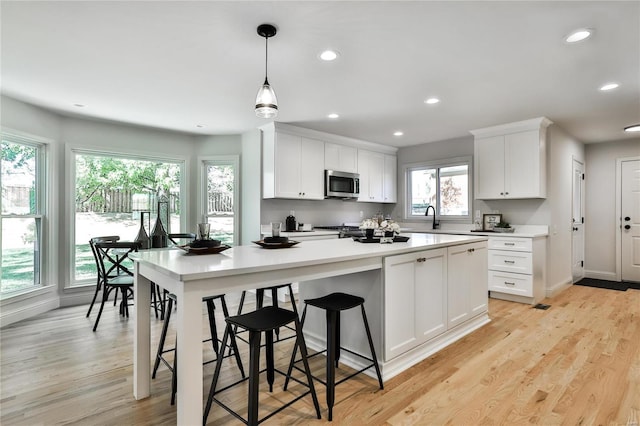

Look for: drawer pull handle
[504,242,515,246]
[504,260,515,264]
[417,257,426,262]
[504,281,515,285]
[467,248,475,253]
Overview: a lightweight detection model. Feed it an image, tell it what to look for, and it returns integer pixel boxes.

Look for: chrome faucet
[425,205,439,229]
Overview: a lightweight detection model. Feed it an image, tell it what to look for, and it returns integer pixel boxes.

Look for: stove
[314,224,364,239]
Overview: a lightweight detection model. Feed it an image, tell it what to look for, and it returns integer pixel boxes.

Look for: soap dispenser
[286,210,297,231]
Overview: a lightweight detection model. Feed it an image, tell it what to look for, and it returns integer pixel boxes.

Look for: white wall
[585,138,640,279]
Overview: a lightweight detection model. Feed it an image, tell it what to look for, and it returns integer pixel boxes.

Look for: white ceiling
[2,1,639,147]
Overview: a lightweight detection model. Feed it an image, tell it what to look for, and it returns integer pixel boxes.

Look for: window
[406,157,470,220]
[1,137,46,295]
[201,157,239,246]
[72,151,184,286]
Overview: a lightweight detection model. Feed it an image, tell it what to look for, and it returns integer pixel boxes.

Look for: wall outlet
[475,210,481,220]
[359,210,364,218]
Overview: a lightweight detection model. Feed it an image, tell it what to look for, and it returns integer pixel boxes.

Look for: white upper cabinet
[325,142,357,173]
[472,117,552,200]
[262,128,325,200]
[358,149,397,203]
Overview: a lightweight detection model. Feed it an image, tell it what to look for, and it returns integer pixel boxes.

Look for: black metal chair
[90,240,141,332]
[86,235,120,318]
[152,293,245,405]
[203,306,321,425]
[284,292,384,421]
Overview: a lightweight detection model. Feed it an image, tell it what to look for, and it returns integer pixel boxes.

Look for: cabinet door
[274,132,302,199]
[474,135,505,199]
[299,137,325,199]
[383,154,397,203]
[384,249,447,360]
[325,142,357,173]
[447,241,488,327]
[357,150,372,202]
[504,130,544,198]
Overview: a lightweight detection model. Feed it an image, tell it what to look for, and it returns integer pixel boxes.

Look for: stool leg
[231,291,247,339]
[293,314,322,420]
[153,297,174,378]
[204,323,232,425]
[335,313,341,368]
[256,289,265,308]
[205,298,219,356]
[361,305,384,390]
[271,288,280,340]
[220,297,245,378]
[283,304,307,391]
[266,330,275,392]
[171,337,177,405]
[326,309,338,421]
[247,330,262,425]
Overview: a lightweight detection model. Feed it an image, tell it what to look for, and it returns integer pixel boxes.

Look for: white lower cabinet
[487,236,546,304]
[447,241,488,328]
[384,241,488,360]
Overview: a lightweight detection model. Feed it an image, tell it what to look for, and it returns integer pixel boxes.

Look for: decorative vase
[384,231,394,238]
[365,228,375,239]
[135,211,151,249]
[151,208,168,248]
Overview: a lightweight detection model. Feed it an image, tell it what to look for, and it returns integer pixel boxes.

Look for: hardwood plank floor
[1,285,639,425]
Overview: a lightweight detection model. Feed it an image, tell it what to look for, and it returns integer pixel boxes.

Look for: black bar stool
[203,306,321,425]
[152,293,245,405]
[284,292,384,421]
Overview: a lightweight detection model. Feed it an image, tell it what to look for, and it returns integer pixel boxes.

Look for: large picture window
[72,151,184,285]
[1,137,46,295]
[406,157,471,220]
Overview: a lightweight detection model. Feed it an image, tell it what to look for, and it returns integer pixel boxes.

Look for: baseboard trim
[546,277,573,298]
[0,296,59,328]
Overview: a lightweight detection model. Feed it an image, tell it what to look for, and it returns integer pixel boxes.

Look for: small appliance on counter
[285,210,297,231]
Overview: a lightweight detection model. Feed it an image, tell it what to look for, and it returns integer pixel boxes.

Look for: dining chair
[90,240,141,332]
[86,235,121,318]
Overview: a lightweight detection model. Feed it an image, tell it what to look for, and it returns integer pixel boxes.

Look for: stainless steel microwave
[325,170,360,199]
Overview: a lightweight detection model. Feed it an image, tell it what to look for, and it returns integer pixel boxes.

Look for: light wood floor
[1,285,639,425]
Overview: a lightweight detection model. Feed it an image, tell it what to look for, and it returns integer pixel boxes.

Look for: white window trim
[198,155,240,245]
[66,145,188,288]
[1,128,55,300]
[403,155,472,222]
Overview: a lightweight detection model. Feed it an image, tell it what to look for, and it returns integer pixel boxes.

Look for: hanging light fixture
[255,24,278,118]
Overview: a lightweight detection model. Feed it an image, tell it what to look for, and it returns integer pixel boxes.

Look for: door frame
[571,157,585,282]
[615,155,640,281]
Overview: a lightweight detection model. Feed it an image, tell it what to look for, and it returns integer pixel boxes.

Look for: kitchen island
[132,233,488,425]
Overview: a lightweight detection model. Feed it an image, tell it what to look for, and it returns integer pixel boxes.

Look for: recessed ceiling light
[624,124,640,132]
[393,131,404,136]
[319,50,339,61]
[73,103,85,107]
[327,113,339,119]
[599,83,619,91]
[565,28,593,43]
[424,97,440,104]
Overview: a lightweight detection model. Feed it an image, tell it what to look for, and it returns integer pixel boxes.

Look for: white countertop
[400,223,549,238]
[132,232,487,282]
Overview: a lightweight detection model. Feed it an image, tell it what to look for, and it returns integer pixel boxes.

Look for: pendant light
[255,24,278,118]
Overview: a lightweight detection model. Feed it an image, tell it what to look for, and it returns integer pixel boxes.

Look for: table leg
[133,264,151,400]
[175,286,203,425]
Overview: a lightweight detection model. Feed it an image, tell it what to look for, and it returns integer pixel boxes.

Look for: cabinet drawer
[488,250,532,274]
[488,237,532,252]
[489,270,533,296]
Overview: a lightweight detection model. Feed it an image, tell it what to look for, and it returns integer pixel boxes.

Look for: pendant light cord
[264,36,269,83]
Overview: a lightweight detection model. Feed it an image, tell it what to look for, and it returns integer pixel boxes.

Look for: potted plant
[380,220,400,237]
[359,218,379,239]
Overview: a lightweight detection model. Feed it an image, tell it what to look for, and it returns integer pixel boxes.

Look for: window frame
[1,129,51,299]
[403,156,472,222]
[67,146,187,288]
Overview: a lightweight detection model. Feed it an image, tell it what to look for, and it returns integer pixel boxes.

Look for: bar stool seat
[152,293,244,405]
[285,292,384,421]
[203,306,321,425]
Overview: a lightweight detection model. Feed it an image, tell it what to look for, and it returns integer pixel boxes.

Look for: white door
[621,159,640,282]
[572,159,585,282]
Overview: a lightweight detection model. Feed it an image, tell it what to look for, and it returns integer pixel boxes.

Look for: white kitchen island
[132,233,488,425]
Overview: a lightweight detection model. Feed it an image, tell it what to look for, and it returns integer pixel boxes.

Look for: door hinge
[581,260,584,267]
[582,173,585,180]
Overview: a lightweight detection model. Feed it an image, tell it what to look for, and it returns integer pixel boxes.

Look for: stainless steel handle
[504,281,515,285]
[467,248,475,253]
[504,242,515,246]
[417,257,426,262]
[504,260,515,264]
